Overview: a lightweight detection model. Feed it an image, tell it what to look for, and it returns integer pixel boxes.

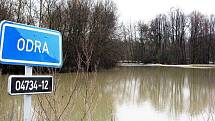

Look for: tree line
[0,0,214,74]
[120,8,215,64]
[0,0,121,73]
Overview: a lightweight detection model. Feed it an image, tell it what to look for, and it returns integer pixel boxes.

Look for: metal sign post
[0,20,62,121]
[24,66,32,121]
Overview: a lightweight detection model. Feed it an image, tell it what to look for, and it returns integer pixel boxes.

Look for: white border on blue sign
[0,21,62,68]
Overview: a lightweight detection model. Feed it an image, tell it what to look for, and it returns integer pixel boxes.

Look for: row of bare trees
[0,0,120,73]
[120,8,215,64]
[0,0,215,73]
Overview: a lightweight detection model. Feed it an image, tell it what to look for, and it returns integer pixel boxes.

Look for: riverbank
[117,63,215,69]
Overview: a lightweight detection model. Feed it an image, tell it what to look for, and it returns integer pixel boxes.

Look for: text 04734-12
[8,76,53,95]
[15,80,49,91]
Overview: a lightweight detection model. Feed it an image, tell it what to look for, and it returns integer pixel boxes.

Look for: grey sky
[115,0,215,23]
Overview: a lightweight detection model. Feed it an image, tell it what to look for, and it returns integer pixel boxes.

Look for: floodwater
[1,66,215,121]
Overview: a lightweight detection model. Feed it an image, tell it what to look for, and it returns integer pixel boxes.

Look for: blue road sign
[0,20,62,68]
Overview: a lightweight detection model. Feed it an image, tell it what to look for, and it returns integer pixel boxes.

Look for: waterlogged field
[0,67,215,121]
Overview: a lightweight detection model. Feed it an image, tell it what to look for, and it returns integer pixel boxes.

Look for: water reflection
[0,67,215,121]
[0,75,22,121]
[111,67,215,121]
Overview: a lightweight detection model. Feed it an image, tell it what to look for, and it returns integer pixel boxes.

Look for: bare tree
[170,8,186,64]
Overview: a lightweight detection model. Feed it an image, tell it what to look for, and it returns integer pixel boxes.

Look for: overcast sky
[115,0,215,23]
